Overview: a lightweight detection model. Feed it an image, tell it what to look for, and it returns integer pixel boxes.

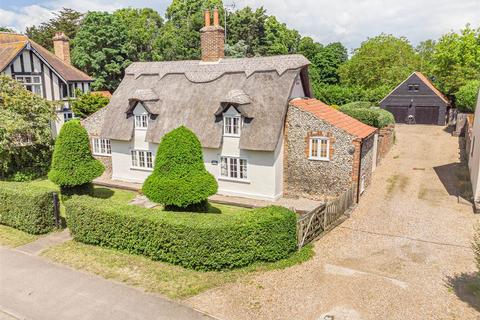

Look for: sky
[0,0,478,50]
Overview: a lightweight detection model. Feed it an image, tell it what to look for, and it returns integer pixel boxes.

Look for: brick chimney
[200,8,224,62]
[52,32,71,65]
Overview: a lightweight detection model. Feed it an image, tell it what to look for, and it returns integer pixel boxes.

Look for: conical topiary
[48,120,104,189]
[143,126,218,211]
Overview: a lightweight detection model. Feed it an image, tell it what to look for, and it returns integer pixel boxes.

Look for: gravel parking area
[187,125,480,320]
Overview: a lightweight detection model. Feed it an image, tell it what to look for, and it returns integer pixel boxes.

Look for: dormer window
[224,115,241,137]
[408,84,420,92]
[135,114,148,129]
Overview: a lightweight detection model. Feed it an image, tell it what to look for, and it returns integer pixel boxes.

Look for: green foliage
[456,80,480,113]
[416,39,436,75]
[225,7,267,57]
[262,16,300,55]
[339,34,420,89]
[339,105,394,128]
[72,12,130,91]
[0,27,15,32]
[0,75,54,180]
[0,181,57,234]
[142,126,217,210]
[48,120,104,188]
[70,89,110,119]
[313,83,391,106]
[312,42,348,84]
[225,40,248,58]
[431,25,480,96]
[342,101,373,109]
[26,8,83,51]
[66,196,298,270]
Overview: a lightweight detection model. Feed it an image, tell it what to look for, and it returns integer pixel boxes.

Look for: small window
[131,150,153,170]
[220,157,247,180]
[134,114,148,129]
[92,138,111,156]
[309,137,329,161]
[224,115,241,136]
[63,112,74,122]
[408,84,420,92]
[16,75,42,96]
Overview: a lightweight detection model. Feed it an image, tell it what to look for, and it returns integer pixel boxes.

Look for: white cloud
[1,0,478,49]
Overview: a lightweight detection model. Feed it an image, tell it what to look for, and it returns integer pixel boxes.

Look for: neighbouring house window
[16,75,42,96]
[309,137,330,161]
[131,150,153,170]
[220,157,247,180]
[408,84,420,92]
[224,115,241,136]
[92,138,111,156]
[63,112,74,122]
[135,114,148,129]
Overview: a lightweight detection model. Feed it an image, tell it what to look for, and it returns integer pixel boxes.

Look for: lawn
[42,241,313,300]
[0,225,40,247]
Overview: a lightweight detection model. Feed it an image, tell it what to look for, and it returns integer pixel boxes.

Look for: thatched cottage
[83,9,377,201]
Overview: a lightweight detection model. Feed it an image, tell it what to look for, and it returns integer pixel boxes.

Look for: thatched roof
[100,54,310,151]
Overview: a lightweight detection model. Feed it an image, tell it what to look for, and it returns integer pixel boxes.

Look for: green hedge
[66,196,298,270]
[0,181,57,234]
[339,105,394,128]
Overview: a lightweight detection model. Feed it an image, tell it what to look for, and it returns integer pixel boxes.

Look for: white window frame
[220,157,248,181]
[63,111,74,122]
[130,150,153,171]
[134,114,149,129]
[309,137,330,161]
[92,138,111,156]
[223,115,242,137]
[15,75,42,96]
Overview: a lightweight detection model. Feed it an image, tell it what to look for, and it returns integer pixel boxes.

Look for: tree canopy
[70,90,110,119]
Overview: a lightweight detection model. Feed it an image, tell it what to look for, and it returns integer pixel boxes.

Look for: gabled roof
[290,98,377,139]
[100,55,311,151]
[0,33,92,82]
[380,71,449,105]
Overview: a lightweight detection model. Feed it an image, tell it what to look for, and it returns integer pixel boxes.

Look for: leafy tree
[262,16,300,55]
[0,27,15,32]
[339,34,420,89]
[313,42,348,84]
[313,83,391,106]
[225,40,248,58]
[297,37,323,61]
[70,90,110,119]
[72,12,130,91]
[26,8,83,51]
[113,8,164,62]
[416,39,436,76]
[0,75,54,180]
[455,80,480,113]
[48,120,104,190]
[143,126,218,211]
[225,6,267,56]
[431,25,480,95]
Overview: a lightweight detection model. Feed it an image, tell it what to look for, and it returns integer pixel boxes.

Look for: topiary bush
[66,196,298,271]
[0,181,57,234]
[48,120,104,192]
[143,126,217,210]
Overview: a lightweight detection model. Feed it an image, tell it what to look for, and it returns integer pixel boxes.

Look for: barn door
[415,106,438,124]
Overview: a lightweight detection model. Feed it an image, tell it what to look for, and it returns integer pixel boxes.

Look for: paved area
[16,229,71,255]
[187,125,480,320]
[0,247,216,320]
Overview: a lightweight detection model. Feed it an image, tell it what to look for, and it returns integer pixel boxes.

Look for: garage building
[380,72,450,125]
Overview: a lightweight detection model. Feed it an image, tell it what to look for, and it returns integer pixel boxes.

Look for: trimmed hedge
[339,105,394,128]
[0,181,57,234]
[66,196,297,270]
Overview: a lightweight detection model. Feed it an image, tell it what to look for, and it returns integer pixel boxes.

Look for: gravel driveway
[187,125,480,320]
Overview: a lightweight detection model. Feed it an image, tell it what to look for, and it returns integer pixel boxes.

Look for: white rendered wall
[469,90,480,202]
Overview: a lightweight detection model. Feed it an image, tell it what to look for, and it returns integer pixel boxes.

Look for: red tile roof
[91,91,112,98]
[414,71,449,104]
[0,32,92,82]
[290,98,377,139]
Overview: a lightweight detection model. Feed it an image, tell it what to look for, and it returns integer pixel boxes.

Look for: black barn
[380,72,450,125]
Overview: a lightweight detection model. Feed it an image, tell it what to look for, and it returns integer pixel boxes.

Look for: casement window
[408,84,420,92]
[63,112,74,122]
[224,115,241,136]
[135,114,149,129]
[92,138,111,156]
[309,137,330,161]
[15,75,42,96]
[131,150,153,170]
[220,157,248,180]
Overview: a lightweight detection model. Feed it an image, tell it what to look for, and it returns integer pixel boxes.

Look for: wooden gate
[297,184,356,248]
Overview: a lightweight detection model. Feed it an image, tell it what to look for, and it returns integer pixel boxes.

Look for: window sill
[93,153,112,157]
[308,157,330,162]
[130,167,153,172]
[134,128,148,131]
[223,134,240,138]
[218,177,251,184]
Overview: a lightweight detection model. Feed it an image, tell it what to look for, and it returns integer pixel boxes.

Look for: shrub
[342,101,373,109]
[0,181,57,234]
[456,80,480,113]
[48,120,104,188]
[143,126,217,210]
[339,105,394,128]
[66,196,298,270]
[71,89,110,119]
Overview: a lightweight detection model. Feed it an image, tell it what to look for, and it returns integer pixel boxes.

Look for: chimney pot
[204,9,211,27]
[213,8,220,27]
[52,32,71,65]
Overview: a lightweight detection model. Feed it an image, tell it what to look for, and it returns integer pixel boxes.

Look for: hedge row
[339,105,395,128]
[0,181,57,234]
[66,196,298,271]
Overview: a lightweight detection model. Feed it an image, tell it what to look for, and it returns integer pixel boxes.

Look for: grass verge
[42,241,313,300]
[0,225,40,247]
